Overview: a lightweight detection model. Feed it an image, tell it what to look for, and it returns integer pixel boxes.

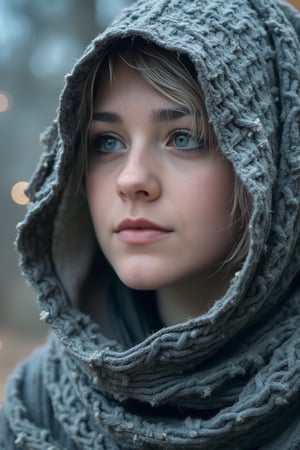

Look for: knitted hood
[8,0,300,448]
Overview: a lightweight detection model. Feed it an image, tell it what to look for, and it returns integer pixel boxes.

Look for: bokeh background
[1,0,300,400]
[0,0,133,399]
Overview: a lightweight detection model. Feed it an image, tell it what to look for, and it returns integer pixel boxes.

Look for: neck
[157,268,234,326]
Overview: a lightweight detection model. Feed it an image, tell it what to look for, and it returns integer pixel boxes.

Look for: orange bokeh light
[11,181,29,205]
[0,91,11,112]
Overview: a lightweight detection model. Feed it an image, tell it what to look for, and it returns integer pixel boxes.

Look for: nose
[116,146,161,201]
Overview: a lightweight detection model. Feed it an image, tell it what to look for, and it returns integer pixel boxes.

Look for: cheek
[181,167,235,263]
[181,166,233,222]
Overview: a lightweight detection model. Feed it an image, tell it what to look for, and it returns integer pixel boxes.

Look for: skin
[86,61,238,326]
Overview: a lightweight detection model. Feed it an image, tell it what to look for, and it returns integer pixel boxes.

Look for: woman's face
[86,60,236,291]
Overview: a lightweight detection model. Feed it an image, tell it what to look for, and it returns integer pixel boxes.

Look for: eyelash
[167,130,206,152]
[89,130,206,155]
[89,133,125,154]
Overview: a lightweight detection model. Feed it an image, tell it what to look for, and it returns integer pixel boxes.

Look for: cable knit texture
[1,0,300,448]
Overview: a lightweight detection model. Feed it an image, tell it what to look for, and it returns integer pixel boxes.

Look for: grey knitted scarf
[1,0,300,448]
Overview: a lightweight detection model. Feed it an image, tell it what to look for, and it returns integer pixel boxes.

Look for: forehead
[93,60,179,111]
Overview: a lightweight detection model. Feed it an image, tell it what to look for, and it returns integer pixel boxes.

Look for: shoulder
[0,338,82,449]
[0,343,55,448]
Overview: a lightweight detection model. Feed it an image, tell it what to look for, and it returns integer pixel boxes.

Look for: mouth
[115,218,171,232]
[114,218,172,244]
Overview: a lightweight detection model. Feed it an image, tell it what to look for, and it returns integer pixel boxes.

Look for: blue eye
[171,131,204,151]
[91,134,125,153]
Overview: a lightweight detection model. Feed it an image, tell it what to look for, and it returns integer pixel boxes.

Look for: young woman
[1,0,300,448]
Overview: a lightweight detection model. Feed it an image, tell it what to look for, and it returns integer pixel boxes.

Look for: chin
[116,269,172,291]
[119,275,161,291]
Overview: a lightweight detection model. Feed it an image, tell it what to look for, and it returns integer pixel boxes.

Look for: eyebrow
[92,107,191,123]
[152,107,191,121]
[92,112,121,123]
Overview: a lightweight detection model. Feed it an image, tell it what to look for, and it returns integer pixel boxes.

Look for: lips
[114,218,172,244]
[115,218,170,232]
